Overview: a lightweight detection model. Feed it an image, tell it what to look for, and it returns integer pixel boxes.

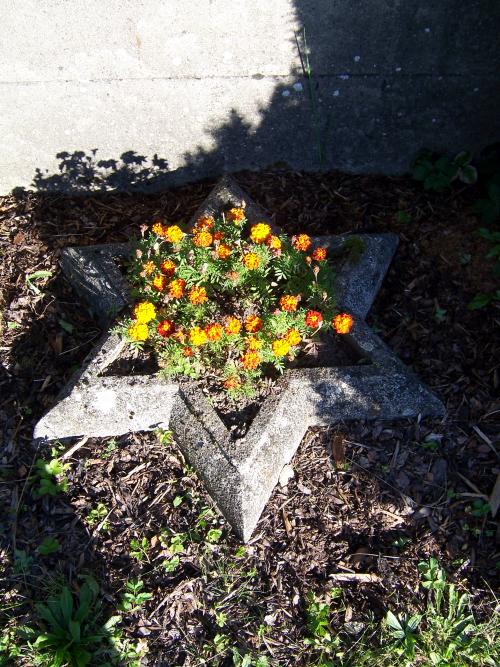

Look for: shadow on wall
[11,0,500,195]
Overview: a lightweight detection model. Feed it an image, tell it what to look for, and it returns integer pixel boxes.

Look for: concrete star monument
[34,177,445,541]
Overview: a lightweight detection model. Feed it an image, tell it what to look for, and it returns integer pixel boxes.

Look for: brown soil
[0,169,499,665]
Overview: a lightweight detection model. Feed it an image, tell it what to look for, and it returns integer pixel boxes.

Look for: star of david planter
[34,177,445,541]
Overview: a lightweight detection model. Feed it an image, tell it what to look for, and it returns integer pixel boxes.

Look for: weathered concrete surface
[34,177,445,541]
[1,1,499,193]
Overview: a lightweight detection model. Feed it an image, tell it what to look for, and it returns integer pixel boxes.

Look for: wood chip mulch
[0,169,499,665]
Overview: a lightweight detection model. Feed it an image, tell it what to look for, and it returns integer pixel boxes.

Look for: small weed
[172,494,184,508]
[100,438,118,459]
[86,502,110,531]
[304,591,342,664]
[469,499,491,518]
[413,150,477,191]
[420,438,439,452]
[396,210,411,224]
[37,537,60,556]
[20,576,121,667]
[161,555,180,573]
[129,537,150,563]
[434,306,447,323]
[232,648,269,666]
[32,457,69,498]
[118,579,153,613]
[155,428,173,446]
[25,270,53,295]
[13,549,33,574]
[392,536,411,549]
[467,290,500,310]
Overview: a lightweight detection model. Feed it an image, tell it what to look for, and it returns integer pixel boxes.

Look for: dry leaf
[331,433,345,465]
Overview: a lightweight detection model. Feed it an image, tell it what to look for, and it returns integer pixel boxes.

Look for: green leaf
[173,495,183,507]
[406,614,422,632]
[467,293,492,310]
[37,536,60,555]
[59,587,74,625]
[59,318,74,333]
[69,619,81,642]
[386,610,403,631]
[459,164,477,185]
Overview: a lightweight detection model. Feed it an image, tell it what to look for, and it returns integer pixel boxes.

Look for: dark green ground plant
[20,577,120,666]
[412,151,477,192]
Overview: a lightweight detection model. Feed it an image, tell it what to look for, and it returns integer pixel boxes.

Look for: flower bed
[116,207,353,398]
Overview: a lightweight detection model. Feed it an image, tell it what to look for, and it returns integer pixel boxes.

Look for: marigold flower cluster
[122,207,352,393]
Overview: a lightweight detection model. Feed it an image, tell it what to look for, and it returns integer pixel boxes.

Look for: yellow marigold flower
[193,230,213,248]
[133,301,156,323]
[205,322,223,341]
[225,317,242,335]
[285,329,301,346]
[128,322,148,341]
[142,261,155,276]
[160,259,176,277]
[189,326,208,346]
[152,274,167,292]
[292,233,312,252]
[312,247,327,261]
[152,221,166,237]
[227,207,246,224]
[332,313,354,334]
[245,315,262,333]
[241,351,261,370]
[189,285,208,305]
[279,294,299,312]
[164,225,185,244]
[272,338,291,357]
[266,234,282,251]
[194,215,214,231]
[224,377,241,390]
[246,336,262,351]
[217,243,232,260]
[250,222,271,244]
[243,253,260,270]
[168,278,186,298]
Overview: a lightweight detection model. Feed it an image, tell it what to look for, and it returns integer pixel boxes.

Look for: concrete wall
[1,0,499,193]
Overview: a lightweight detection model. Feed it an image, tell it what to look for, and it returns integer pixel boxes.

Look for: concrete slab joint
[34,176,445,541]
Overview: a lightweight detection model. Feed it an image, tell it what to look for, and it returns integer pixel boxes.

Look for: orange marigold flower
[133,301,156,323]
[214,231,224,241]
[224,377,241,390]
[243,253,260,270]
[225,317,242,335]
[189,285,208,305]
[152,221,166,237]
[193,230,213,248]
[312,247,327,261]
[160,259,176,277]
[205,322,223,341]
[305,310,323,328]
[227,207,246,224]
[227,271,239,282]
[182,346,194,357]
[246,336,263,351]
[279,294,299,312]
[189,326,208,346]
[332,313,354,334]
[157,319,175,337]
[272,339,291,357]
[245,315,262,333]
[292,233,312,252]
[152,275,167,292]
[142,261,155,276]
[172,329,186,343]
[194,215,214,231]
[128,322,148,341]
[168,278,186,298]
[285,328,301,346]
[250,222,271,244]
[266,234,282,251]
[217,243,232,260]
[241,351,261,370]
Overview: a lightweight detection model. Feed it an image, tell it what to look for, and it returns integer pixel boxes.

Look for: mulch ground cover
[1,169,499,665]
